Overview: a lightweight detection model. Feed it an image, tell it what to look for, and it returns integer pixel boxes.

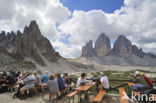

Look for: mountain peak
[23,20,43,42]
[29,20,38,28]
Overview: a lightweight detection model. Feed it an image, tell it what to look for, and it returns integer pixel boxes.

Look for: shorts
[20,86,28,92]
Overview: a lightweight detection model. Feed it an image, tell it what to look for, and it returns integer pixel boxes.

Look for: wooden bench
[66,90,78,103]
[94,90,106,103]
[119,87,129,103]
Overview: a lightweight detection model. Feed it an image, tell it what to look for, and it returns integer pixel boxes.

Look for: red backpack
[142,74,153,87]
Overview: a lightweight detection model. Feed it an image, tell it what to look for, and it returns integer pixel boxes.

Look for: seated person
[0,71,7,85]
[6,71,16,85]
[42,71,49,84]
[33,71,41,87]
[15,71,21,78]
[20,74,35,99]
[57,74,65,91]
[100,72,109,90]
[76,73,86,88]
[63,73,71,87]
[140,72,153,88]
[76,73,87,102]
[46,74,59,93]
[132,71,150,90]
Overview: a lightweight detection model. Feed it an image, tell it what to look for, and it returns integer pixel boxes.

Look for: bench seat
[94,90,106,103]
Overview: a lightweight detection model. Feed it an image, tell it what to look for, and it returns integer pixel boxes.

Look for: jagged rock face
[0,20,58,66]
[81,40,94,57]
[132,45,144,58]
[112,35,132,57]
[94,33,111,56]
[146,53,156,58]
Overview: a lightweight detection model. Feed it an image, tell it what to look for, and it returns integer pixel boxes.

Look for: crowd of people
[0,70,154,101]
[0,71,72,100]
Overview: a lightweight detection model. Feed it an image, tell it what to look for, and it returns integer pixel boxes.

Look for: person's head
[81,73,86,79]
[3,71,6,75]
[49,74,55,80]
[63,73,68,78]
[57,74,61,78]
[100,72,104,77]
[134,71,140,77]
[33,71,38,76]
[140,72,144,76]
[17,71,21,74]
[45,71,49,75]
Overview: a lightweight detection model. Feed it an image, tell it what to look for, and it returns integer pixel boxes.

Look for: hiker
[57,74,65,90]
[13,72,26,99]
[15,71,21,78]
[46,74,59,93]
[42,71,49,84]
[20,73,35,99]
[63,73,71,88]
[76,73,86,88]
[6,71,16,91]
[57,74,65,99]
[76,73,87,102]
[132,71,150,90]
[1,71,7,80]
[100,72,109,90]
[140,72,153,88]
[33,71,42,87]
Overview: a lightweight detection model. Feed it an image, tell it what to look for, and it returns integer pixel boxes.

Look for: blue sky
[60,0,124,13]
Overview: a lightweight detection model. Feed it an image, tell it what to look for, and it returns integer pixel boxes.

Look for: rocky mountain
[112,35,132,57]
[81,40,94,57]
[94,33,111,56]
[81,33,156,66]
[0,21,58,66]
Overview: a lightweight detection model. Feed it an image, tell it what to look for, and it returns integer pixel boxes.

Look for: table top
[76,84,94,91]
[40,84,46,87]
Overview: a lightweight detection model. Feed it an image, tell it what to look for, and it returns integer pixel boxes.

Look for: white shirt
[76,77,86,87]
[100,76,109,89]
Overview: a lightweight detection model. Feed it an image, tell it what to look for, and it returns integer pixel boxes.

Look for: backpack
[142,75,153,87]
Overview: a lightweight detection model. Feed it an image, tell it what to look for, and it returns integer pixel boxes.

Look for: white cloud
[0,0,156,58]
[0,0,71,41]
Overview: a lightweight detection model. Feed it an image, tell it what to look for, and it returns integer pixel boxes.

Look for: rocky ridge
[81,33,156,66]
[0,21,59,67]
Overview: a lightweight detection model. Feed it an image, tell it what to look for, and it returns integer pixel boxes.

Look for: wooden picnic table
[75,83,95,102]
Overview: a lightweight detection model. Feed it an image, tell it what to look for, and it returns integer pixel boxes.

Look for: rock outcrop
[132,45,144,58]
[94,33,111,56]
[81,40,94,57]
[0,20,59,66]
[112,35,132,57]
[82,33,156,59]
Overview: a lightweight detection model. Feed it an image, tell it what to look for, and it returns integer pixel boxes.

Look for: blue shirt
[57,77,65,90]
[42,74,49,84]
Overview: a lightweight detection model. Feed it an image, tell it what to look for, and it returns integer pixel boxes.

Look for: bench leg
[73,96,74,103]
[69,98,70,103]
